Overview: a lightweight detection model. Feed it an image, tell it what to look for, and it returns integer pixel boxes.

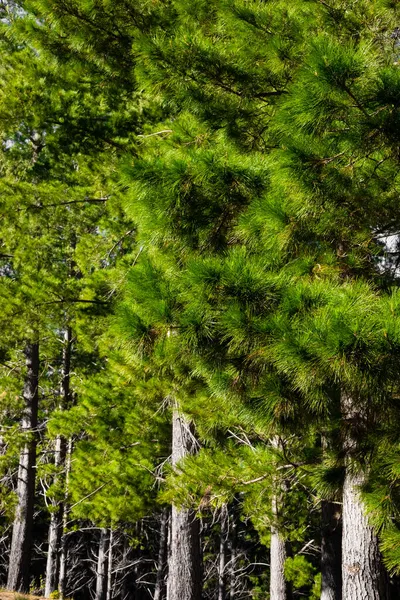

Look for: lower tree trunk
[270,498,287,600]
[59,437,73,599]
[218,504,228,600]
[321,501,342,600]
[96,528,110,600]
[270,437,291,600]
[342,469,389,599]
[58,512,68,598]
[106,528,113,600]
[341,393,389,600]
[45,328,72,597]
[45,486,64,598]
[155,508,169,600]
[7,342,39,592]
[228,509,236,600]
[167,407,202,600]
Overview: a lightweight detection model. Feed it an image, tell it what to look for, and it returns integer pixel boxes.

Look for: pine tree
[0,2,145,589]
[121,1,400,597]
[4,0,400,596]
[117,3,322,598]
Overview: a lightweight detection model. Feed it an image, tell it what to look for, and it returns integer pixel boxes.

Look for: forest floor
[0,593,46,600]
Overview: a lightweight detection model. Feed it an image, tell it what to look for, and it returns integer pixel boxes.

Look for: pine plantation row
[1,1,400,599]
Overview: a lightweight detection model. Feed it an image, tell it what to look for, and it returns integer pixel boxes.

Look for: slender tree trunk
[155,508,169,600]
[269,437,292,600]
[228,508,237,600]
[218,504,228,600]
[45,328,72,597]
[270,493,287,600]
[59,437,73,599]
[7,341,39,592]
[96,528,110,600]
[167,406,202,600]
[120,536,132,600]
[341,393,389,600]
[321,500,342,600]
[133,520,143,600]
[106,528,113,600]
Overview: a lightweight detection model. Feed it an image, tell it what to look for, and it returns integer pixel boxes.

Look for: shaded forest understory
[2,1,400,599]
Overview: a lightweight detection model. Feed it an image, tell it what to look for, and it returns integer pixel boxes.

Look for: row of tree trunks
[270,393,389,600]
[5,378,389,600]
[5,332,74,595]
[163,400,389,600]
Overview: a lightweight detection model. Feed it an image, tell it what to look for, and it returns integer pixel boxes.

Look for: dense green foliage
[2,1,400,598]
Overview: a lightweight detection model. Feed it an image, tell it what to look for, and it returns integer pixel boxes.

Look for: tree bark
[166,407,202,600]
[270,437,292,600]
[96,528,110,600]
[321,501,342,600]
[341,393,389,600]
[106,528,113,600]
[155,508,169,600]
[45,328,72,597]
[7,341,39,592]
[228,507,237,600]
[58,437,73,599]
[218,504,228,600]
[270,494,288,600]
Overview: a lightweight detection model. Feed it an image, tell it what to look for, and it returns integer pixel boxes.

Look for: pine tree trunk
[45,488,64,597]
[96,528,110,600]
[7,341,39,592]
[155,508,169,600]
[341,393,389,600]
[167,407,202,600]
[270,437,291,600]
[321,500,342,600]
[59,437,73,599]
[45,328,72,597]
[218,504,228,600]
[106,528,113,600]
[228,505,237,600]
[270,493,287,600]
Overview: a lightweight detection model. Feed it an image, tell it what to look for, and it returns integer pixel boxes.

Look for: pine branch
[137,130,172,139]
[26,197,110,210]
[69,481,110,510]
